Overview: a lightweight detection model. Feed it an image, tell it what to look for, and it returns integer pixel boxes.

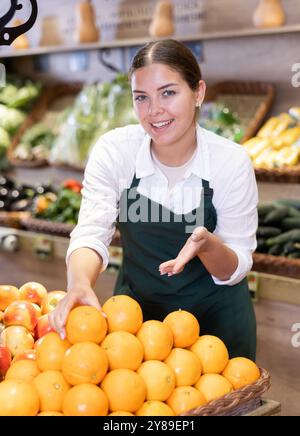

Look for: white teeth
[152,120,173,128]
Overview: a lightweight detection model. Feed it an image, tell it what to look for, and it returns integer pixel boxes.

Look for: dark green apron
[115,173,256,360]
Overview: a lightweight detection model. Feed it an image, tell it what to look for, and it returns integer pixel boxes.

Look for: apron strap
[130,173,141,189]
[202,179,214,197]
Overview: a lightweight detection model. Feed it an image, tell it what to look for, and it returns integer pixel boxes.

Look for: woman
[50,40,258,360]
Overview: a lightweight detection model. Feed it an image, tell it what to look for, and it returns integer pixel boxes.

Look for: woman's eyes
[162,89,176,97]
[135,95,147,102]
[134,90,176,102]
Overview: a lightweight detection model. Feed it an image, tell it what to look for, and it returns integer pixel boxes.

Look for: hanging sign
[0,0,38,46]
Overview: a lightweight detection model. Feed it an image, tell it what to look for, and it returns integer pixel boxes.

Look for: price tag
[33,235,53,261]
[248,271,260,303]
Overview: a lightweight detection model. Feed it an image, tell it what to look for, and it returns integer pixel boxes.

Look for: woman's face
[131,63,206,148]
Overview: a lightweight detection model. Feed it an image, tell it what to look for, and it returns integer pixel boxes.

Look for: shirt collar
[135,124,211,181]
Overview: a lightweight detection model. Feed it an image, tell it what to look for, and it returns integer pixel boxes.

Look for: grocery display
[243,109,300,169]
[0,287,265,416]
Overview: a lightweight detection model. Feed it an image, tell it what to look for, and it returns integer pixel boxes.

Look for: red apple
[0,345,12,380]
[3,300,38,332]
[34,314,55,339]
[12,349,37,363]
[41,291,66,315]
[0,285,19,311]
[19,282,47,306]
[0,326,34,357]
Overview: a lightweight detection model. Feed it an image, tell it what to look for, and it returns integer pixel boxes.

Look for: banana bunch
[243,108,300,169]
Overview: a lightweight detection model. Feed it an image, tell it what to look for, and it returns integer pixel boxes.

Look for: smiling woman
[49,39,258,361]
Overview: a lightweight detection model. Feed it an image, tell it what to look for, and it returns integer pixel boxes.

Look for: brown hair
[128,39,202,92]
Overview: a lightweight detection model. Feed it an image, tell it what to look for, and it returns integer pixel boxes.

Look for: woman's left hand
[159,227,211,276]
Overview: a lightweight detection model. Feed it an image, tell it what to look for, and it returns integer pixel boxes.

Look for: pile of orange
[0,292,261,416]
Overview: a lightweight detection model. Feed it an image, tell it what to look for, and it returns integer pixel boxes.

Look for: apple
[3,301,38,332]
[34,314,55,339]
[12,349,37,363]
[0,285,19,311]
[31,303,42,318]
[0,326,34,357]
[19,282,47,306]
[41,291,66,315]
[0,345,12,380]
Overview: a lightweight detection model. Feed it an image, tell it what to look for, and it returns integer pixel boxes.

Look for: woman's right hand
[49,286,104,340]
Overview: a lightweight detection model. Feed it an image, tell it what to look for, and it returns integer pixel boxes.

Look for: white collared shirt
[67,124,258,286]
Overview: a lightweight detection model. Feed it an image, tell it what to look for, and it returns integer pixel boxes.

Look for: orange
[62,342,108,385]
[0,380,39,416]
[222,357,260,390]
[166,386,206,415]
[102,295,143,334]
[101,331,143,371]
[33,370,71,412]
[136,320,173,361]
[63,384,108,416]
[38,411,64,416]
[136,401,175,416]
[195,374,233,402]
[137,360,175,401]
[5,360,40,382]
[163,310,200,348]
[66,306,107,344]
[109,411,135,416]
[164,348,202,387]
[189,335,229,374]
[101,369,146,413]
[36,332,70,371]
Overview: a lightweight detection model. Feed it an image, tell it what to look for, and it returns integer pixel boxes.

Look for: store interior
[0,0,300,416]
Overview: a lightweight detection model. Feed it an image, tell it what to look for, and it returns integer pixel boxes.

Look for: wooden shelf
[1,24,300,59]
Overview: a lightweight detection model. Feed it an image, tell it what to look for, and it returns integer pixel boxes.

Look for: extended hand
[159,227,210,276]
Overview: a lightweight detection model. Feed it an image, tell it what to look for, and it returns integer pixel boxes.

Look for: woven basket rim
[253,252,300,280]
[181,367,270,416]
[204,80,275,143]
[20,216,75,236]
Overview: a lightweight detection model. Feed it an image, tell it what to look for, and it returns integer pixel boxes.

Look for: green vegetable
[266,230,300,246]
[258,204,276,218]
[0,80,41,110]
[264,206,290,225]
[0,127,10,148]
[276,199,300,211]
[257,227,281,238]
[268,244,282,256]
[281,218,300,231]
[0,104,25,134]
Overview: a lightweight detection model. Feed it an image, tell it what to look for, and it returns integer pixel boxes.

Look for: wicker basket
[7,83,82,169]
[20,217,75,237]
[182,367,270,416]
[255,166,300,184]
[0,211,31,229]
[204,81,275,143]
[253,252,300,280]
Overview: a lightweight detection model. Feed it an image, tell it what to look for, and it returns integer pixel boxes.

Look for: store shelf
[1,24,300,59]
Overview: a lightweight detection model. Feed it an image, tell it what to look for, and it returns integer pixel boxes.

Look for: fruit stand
[1,0,300,417]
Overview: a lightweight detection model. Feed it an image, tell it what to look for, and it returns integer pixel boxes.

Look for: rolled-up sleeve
[66,138,120,271]
[212,152,258,286]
